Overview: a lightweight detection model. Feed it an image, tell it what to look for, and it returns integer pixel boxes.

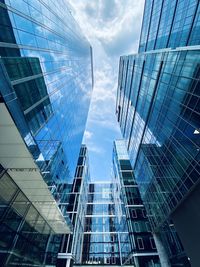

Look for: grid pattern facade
[116,47,200,231]
[112,140,160,267]
[82,183,131,265]
[0,145,90,267]
[0,0,93,183]
[110,181,133,266]
[0,1,92,266]
[139,0,200,52]
[57,145,90,267]
[0,0,92,247]
[0,165,58,266]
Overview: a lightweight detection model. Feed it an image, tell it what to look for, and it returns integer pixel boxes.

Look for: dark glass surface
[112,140,160,265]
[117,50,200,231]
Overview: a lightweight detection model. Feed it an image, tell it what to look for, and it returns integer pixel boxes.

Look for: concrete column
[66,258,71,267]
[153,232,171,267]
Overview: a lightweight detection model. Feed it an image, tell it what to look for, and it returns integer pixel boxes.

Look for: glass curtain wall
[116,46,199,266]
[112,140,160,267]
[116,48,200,233]
[0,0,93,229]
[139,0,200,52]
[0,1,93,265]
[57,145,90,267]
[117,0,200,265]
[82,183,122,265]
[0,165,56,267]
[0,145,90,267]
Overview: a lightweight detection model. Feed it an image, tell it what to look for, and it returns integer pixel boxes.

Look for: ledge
[0,103,72,234]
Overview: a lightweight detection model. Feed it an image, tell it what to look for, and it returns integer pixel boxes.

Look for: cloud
[86,64,119,133]
[83,130,93,141]
[92,71,116,102]
[67,0,144,180]
[100,0,119,22]
[88,144,105,154]
[84,2,98,18]
[68,0,145,56]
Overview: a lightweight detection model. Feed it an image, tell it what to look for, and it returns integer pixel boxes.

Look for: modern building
[116,0,200,265]
[81,182,124,265]
[139,0,200,52]
[79,178,159,267]
[58,153,160,267]
[57,145,90,267]
[0,0,93,266]
[112,139,160,267]
[116,46,199,266]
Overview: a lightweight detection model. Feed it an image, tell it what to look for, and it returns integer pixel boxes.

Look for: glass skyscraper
[112,140,160,267]
[117,44,199,267]
[116,0,200,266]
[57,145,90,267]
[0,0,93,266]
[139,0,200,52]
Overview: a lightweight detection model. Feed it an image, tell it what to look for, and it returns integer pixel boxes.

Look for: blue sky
[68,0,145,181]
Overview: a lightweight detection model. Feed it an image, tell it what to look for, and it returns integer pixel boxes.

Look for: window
[131,209,137,218]
[146,222,151,232]
[90,245,93,253]
[111,235,114,242]
[104,234,109,242]
[142,209,147,218]
[134,222,140,232]
[150,237,156,249]
[112,257,116,264]
[76,166,83,177]
[137,238,144,250]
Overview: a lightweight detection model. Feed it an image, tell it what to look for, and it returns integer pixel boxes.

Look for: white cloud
[68,0,144,56]
[66,0,144,179]
[88,144,105,154]
[92,71,116,103]
[83,130,93,141]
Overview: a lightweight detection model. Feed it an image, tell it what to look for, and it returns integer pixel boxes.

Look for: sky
[68,0,145,181]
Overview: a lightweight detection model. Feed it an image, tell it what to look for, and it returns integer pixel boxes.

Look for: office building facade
[139,0,200,52]
[80,179,159,267]
[112,140,160,267]
[82,182,125,265]
[116,0,200,264]
[0,0,93,266]
[117,46,199,266]
[58,156,159,267]
[57,145,90,267]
